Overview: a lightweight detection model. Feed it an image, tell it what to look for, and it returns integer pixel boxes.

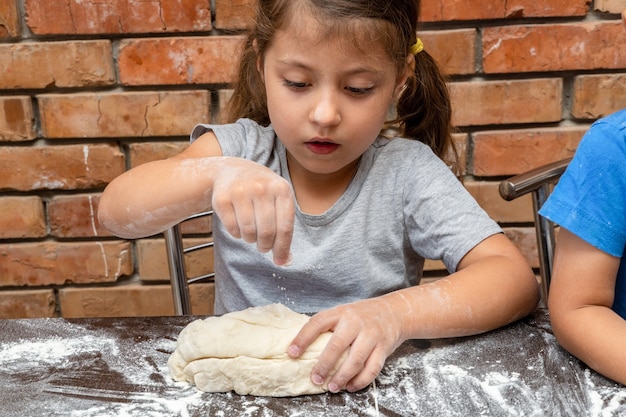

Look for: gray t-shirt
[191,119,502,314]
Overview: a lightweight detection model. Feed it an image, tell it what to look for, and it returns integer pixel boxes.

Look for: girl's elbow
[97,190,136,239]
[513,264,541,315]
[96,202,125,238]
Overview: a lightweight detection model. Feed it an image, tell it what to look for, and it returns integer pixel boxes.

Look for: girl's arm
[98,132,295,264]
[289,233,540,392]
[98,132,224,238]
[548,228,626,385]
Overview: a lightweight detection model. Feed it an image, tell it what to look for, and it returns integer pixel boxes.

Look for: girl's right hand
[211,158,295,265]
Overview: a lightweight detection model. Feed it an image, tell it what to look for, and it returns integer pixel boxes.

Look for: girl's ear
[394,54,415,99]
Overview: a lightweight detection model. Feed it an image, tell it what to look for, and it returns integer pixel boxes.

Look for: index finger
[288,312,334,358]
[271,193,295,265]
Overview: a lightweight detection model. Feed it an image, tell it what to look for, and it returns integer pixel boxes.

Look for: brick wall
[1,0,625,318]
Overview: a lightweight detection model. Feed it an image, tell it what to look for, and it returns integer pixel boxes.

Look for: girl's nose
[309,93,341,127]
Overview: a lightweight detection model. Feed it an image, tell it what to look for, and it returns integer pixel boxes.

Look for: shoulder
[552,108,626,192]
[190,118,274,143]
[189,119,277,159]
[595,107,626,131]
[371,136,443,166]
[540,110,626,255]
[577,109,626,155]
[563,110,626,180]
[370,136,456,186]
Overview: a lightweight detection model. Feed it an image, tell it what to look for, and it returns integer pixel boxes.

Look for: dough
[168,303,340,397]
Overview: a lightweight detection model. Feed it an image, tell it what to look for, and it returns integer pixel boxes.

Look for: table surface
[1,309,625,417]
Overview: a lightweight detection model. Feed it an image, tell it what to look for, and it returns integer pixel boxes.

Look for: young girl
[99,0,539,394]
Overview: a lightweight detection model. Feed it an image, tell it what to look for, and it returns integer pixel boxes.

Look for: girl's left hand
[287,299,404,393]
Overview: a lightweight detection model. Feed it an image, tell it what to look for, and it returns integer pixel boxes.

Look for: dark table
[1,309,625,416]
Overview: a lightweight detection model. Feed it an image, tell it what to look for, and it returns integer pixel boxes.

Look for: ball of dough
[168,303,338,397]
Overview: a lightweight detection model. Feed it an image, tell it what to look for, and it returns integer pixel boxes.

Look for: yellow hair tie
[410,38,424,55]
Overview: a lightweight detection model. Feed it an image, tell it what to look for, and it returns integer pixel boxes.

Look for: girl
[99,0,539,394]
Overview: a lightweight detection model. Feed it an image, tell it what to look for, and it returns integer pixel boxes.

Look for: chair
[498,158,572,303]
[164,211,214,315]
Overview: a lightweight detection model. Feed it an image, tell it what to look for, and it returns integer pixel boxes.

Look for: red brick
[595,0,626,13]
[472,127,586,176]
[0,144,124,191]
[137,238,214,282]
[0,241,132,286]
[178,215,213,236]
[0,96,36,141]
[450,133,468,176]
[24,0,211,35]
[0,41,114,89]
[118,36,243,85]
[218,89,234,120]
[38,91,210,138]
[420,0,589,22]
[215,0,256,30]
[450,79,562,127]
[58,283,214,318]
[0,196,46,239]
[0,0,624,321]
[48,194,113,238]
[129,141,189,168]
[571,74,626,119]
[421,30,476,76]
[0,0,20,38]
[503,227,539,269]
[465,180,533,224]
[217,0,588,25]
[483,22,626,74]
[0,289,56,319]
[424,259,446,272]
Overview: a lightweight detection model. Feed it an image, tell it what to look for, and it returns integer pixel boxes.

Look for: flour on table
[168,303,340,397]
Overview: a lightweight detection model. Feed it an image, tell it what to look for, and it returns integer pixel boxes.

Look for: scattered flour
[2,314,626,416]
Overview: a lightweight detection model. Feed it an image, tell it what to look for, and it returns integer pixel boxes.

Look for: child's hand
[212,158,295,265]
[287,298,404,393]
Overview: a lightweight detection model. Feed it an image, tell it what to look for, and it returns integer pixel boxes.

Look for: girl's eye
[283,80,308,90]
[346,86,374,96]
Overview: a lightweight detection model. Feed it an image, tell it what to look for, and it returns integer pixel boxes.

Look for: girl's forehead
[277,14,392,61]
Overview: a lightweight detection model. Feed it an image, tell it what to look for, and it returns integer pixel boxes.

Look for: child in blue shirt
[540,108,626,385]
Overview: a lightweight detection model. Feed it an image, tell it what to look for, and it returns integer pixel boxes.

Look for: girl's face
[259,15,410,180]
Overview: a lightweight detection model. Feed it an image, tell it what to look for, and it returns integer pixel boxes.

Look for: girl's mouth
[305,140,339,155]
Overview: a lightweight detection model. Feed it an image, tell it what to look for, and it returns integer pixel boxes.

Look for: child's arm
[548,228,626,385]
[289,232,540,393]
[98,132,295,265]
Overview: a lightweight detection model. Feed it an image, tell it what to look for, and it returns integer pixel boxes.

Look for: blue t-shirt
[539,108,626,318]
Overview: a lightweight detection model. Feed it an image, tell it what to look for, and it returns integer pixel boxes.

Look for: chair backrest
[498,158,572,303]
[164,211,214,315]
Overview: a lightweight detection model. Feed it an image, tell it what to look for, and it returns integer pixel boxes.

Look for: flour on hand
[168,303,339,397]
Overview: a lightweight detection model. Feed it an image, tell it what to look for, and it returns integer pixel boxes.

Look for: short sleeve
[539,113,626,257]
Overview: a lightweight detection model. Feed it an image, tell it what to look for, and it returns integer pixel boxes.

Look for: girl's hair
[222,0,455,165]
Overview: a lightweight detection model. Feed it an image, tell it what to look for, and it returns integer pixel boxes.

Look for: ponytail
[221,35,270,125]
[395,50,458,172]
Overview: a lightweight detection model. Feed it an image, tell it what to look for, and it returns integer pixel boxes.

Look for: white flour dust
[1,335,117,369]
[3,314,626,417]
[0,319,205,417]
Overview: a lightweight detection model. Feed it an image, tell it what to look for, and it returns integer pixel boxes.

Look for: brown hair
[222,0,454,164]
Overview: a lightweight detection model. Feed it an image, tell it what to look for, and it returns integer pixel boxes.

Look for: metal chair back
[499,158,572,303]
[164,211,214,315]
